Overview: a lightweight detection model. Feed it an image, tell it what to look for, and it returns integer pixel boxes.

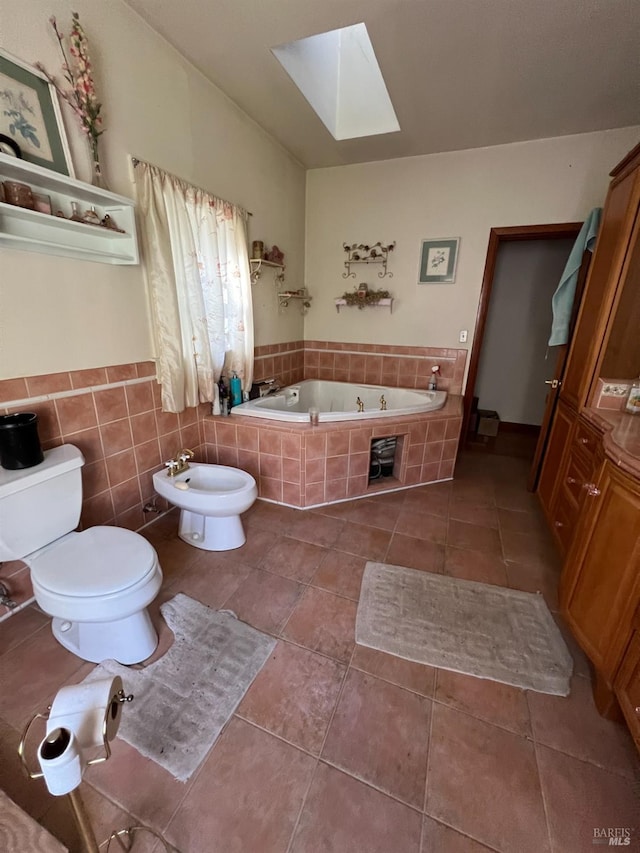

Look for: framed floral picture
[0,48,73,176]
[418,237,460,283]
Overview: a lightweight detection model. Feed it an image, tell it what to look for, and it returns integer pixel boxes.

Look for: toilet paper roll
[38,727,83,796]
[47,675,124,752]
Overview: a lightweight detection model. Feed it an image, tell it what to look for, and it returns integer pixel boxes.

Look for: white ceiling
[124,0,640,169]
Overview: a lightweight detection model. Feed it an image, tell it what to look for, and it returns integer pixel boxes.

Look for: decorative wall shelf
[335,297,393,313]
[343,241,395,279]
[0,153,139,264]
[250,258,285,284]
[279,289,312,314]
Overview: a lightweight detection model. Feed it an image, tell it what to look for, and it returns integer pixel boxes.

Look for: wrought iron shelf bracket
[250,258,285,284]
[343,241,395,279]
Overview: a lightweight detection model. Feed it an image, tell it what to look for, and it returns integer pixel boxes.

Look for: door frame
[461,222,583,446]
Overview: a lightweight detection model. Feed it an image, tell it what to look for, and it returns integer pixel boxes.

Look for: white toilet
[0,444,162,664]
[152,463,257,551]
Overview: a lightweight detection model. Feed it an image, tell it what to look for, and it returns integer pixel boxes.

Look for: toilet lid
[30,527,158,597]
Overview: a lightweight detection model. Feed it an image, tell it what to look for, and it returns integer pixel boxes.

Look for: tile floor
[1,452,639,852]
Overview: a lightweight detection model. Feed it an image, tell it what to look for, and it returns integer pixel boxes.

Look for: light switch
[459,330,468,343]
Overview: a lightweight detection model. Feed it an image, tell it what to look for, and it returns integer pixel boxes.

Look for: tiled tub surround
[252,341,467,396]
[0,362,207,618]
[205,395,463,509]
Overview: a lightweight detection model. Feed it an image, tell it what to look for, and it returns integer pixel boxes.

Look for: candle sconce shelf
[343,241,395,279]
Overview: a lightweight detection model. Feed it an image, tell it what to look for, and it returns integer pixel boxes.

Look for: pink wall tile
[237,449,259,478]
[126,382,155,415]
[282,457,302,484]
[260,453,283,479]
[81,491,115,528]
[180,423,200,450]
[349,429,372,454]
[94,386,128,424]
[439,458,455,480]
[26,372,72,397]
[56,393,98,434]
[216,421,238,447]
[305,482,325,505]
[327,431,350,456]
[282,482,302,506]
[112,477,142,515]
[424,442,444,465]
[261,476,283,502]
[427,420,447,442]
[259,430,282,456]
[131,411,158,445]
[106,448,137,487]
[100,418,134,456]
[82,461,110,499]
[305,458,326,483]
[281,433,301,460]
[349,452,370,477]
[442,439,458,461]
[70,368,108,389]
[0,377,28,403]
[325,478,348,502]
[218,445,239,467]
[63,427,103,464]
[156,408,180,435]
[421,461,441,482]
[134,439,162,474]
[407,444,424,466]
[106,364,137,382]
[306,433,327,459]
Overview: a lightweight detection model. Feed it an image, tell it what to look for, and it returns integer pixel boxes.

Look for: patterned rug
[85,593,276,781]
[356,562,572,695]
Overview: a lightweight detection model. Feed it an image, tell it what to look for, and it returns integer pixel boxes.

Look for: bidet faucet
[356,397,364,413]
[165,448,194,477]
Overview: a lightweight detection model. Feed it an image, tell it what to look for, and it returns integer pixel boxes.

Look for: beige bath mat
[356,562,572,695]
[85,593,276,781]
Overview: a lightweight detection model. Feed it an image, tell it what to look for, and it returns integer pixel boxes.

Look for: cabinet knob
[566,476,577,484]
[579,437,589,445]
[636,707,640,715]
[581,482,601,497]
[554,521,564,528]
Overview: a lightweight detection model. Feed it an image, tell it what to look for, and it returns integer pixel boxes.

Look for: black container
[0,412,44,470]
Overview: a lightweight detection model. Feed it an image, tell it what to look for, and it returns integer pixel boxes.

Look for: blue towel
[548,208,602,346]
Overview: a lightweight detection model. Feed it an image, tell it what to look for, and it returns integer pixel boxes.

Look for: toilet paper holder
[18,677,133,779]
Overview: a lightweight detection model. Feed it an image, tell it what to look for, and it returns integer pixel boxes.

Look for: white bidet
[152,463,257,551]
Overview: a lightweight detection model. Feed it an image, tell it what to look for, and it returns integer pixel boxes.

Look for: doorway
[462,224,582,487]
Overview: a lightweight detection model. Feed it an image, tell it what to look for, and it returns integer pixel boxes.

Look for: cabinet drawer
[564,451,590,505]
[574,419,599,465]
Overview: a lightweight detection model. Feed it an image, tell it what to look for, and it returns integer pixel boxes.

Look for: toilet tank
[0,444,85,561]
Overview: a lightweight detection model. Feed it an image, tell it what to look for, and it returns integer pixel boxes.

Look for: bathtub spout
[357,397,364,413]
[380,395,387,411]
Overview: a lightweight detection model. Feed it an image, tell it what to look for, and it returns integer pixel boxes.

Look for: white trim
[1,375,155,409]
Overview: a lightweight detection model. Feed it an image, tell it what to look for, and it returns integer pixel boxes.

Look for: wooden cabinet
[615,631,640,750]
[538,404,600,556]
[560,460,640,702]
[560,147,640,411]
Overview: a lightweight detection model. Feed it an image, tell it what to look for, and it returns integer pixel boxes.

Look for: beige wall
[0,0,306,380]
[304,127,640,367]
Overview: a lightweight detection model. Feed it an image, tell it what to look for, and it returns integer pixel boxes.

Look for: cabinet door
[562,463,640,683]
[537,399,575,524]
[615,631,640,751]
[561,165,640,410]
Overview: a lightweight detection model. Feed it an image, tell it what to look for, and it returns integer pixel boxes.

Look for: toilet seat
[30,527,162,623]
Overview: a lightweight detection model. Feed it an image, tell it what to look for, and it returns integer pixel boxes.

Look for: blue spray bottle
[230,372,243,408]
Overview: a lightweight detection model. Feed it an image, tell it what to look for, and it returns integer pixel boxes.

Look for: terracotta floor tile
[345,498,402,531]
[528,675,639,779]
[310,550,367,601]
[435,669,531,737]
[291,763,423,853]
[228,526,281,569]
[537,744,640,852]
[261,536,329,582]
[449,500,499,529]
[0,625,86,727]
[0,604,49,656]
[351,644,435,696]
[505,560,559,611]
[554,614,592,678]
[395,509,448,544]
[169,556,252,610]
[443,546,509,586]
[447,519,502,555]
[86,737,190,834]
[402,484,451,518]
[152,536,205,585]
[282,587,357,663]
[450,480,495,506]
[493,485,541,513]
[164,718,316,852]
[497,506,547,535]
[245,500,303,534]
[501,529,560,572]
[421,816,496,852]
[288,511,346,547]
[237,640,346,754]
[223,569,303,634]
[0,717,53,821]
[333,521,392,560]
[386,533,445,573]
[322,669,431,807]
[426,703,549,853]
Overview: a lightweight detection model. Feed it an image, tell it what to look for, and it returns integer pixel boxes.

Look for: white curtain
[136,161,254,413]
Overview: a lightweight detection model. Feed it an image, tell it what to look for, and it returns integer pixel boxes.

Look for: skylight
[272,23,400,141]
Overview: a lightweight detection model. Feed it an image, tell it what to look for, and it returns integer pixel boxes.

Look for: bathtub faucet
[165,448,194,477]
[356,397,364,413]
[380,395,387,411]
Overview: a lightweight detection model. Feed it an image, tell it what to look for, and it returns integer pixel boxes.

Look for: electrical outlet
[459,330,468,343]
